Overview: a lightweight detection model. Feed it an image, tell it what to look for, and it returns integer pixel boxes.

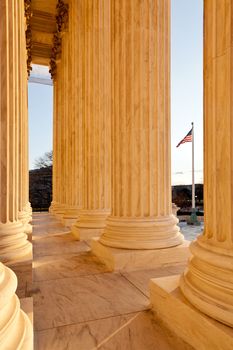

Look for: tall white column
[0,1,33,347]
[180,0,233,327]
[0,0,31,263]
[49,79,58,213]
[18,0,32,235]
[50,56,67,219]
[61,0,82,227]
[72,0,111,239]
[99,0,183,249]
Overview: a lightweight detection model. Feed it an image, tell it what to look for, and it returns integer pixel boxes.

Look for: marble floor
[26,213,194,350]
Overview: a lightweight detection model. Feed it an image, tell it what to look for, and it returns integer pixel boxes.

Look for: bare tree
[34,151,53,169]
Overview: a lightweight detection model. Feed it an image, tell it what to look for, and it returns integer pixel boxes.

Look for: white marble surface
[33,252,109,282]
[31,272,149,331]
[33,233,89,258]
[32,214,194,349]
[122,264,187,297]
[91,238,190,271]
[35,311,192,350]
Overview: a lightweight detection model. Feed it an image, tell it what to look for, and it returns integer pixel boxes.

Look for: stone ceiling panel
[30,0,57,66]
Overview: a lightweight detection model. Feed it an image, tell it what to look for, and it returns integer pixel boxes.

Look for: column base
[18,210,32,239]
[72,226,104,240]
[24,202,32,222]
[91,238,190,271]
[49,201,56,213]
[25,223,32,234]
[62,208,80,228]
[180,237,233,327]
[0,263,33,349]
[150,275,233,350]
[0,221,32,264]
[62,216,78,228]
[99,215,184,249]
[18,210,31,225]
[49,203,65,219]
[71,209,110,240]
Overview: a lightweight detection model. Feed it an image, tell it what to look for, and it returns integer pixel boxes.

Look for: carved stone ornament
[24,0,33,77]
[49,0,69,79]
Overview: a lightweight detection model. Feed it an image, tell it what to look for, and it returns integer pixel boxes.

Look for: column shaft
[72,0,111,237]
[0,0,32,345]
[0,0,31,262]
[100,0,183,249]
[180,0,233,326]
[18,0,32,234]
[62,0,83,226]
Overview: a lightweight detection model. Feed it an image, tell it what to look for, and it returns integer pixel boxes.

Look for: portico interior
[0,0,233,349]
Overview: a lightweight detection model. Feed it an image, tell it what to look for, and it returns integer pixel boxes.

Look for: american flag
[176,128,193,148]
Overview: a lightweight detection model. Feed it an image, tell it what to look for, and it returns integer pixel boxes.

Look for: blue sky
[28,0,203,185]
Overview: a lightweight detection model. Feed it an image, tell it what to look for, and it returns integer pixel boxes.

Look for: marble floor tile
[10,262,32,298]
[33,223,70,238]
[35,311,193,350]
[33,252,110,282]
[122,265,186,297]
[31,272,149,331]
[35,313,138,350]
[33,233,89,258]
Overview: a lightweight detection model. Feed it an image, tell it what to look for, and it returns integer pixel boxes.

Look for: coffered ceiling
[30,0,57,66]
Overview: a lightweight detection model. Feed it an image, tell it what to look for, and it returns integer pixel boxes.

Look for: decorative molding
[49,0,69,79]
[56,0,69,33]
[24,0,33,77]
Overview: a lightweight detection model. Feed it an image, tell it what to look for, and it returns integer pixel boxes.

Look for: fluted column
[72,0,111,238]
[62,0,82,226]
[100,0,183,249]
[18,0,32,235]
[49,79,58,213]
[180,0,233,327]
[0,0,32,346]
[50,61,64,216]
[51,58,66,218]
[0,0,31,263]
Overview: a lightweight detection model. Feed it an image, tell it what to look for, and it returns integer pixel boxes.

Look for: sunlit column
[72,0,111,238]
[61,0,81,227]
[99,0,183,249]
[18,0,32,235]
[0,0,33,346]
[51,59,66,218]
[0,0,32,262]
[180,0,233,327]
[49,78,58,213]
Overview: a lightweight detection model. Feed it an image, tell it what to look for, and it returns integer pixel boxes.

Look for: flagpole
[192,122,195,209]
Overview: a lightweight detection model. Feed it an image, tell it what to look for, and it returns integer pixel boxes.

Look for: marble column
[18,0,32,235]
[99,0,183,249]
[62,0,82,227]
[0,0,31,263]
[0,1,33,347]
[51,59,66,219]
[49,79,58,213]
[72,0,111,238]
[180,0,233,327]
